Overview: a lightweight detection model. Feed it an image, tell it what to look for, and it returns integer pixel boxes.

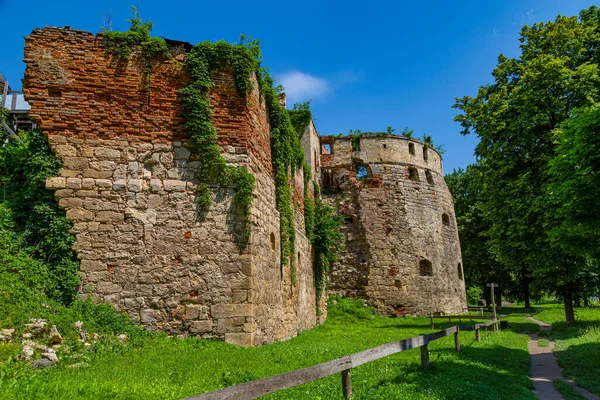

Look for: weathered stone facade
[321,135,467,316]
[21,26,465,346]
[23,27,321,346]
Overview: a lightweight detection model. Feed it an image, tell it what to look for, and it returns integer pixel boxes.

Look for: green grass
[553,379,587,400]
[537,339,550,347]
[0,298,534,400]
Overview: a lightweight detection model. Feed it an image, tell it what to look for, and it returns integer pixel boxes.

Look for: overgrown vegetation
[0,298,534,399]
[0,126,79,305]
[102,7,171,88]
[178,40,257,243]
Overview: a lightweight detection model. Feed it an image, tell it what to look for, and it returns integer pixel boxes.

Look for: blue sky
[0,0,596,173]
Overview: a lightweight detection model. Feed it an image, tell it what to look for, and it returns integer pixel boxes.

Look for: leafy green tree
[453,6,600,322]
[0,128,79,304]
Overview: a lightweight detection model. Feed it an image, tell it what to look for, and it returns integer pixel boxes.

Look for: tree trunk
[564,289,575,326]
[522,265,531,308]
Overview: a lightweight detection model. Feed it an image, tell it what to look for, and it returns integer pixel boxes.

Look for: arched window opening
[442,213,450,226]
[458,263,463,280]
[423,146,428,161]
[419,259,433,276]
[408,167,419,182]
[408,142,415,155]
[425,170,434,185]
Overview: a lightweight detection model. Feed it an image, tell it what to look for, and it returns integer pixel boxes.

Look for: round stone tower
[319,134,467,316]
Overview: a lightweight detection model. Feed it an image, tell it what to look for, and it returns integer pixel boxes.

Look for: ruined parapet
[23,27,319,346]
[321,134,466,316]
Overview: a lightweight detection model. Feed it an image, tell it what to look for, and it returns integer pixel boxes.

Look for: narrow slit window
[425,170,434,185]
[442,213,450,226]
[408,142,415,155]
[423,146,428,161]
[270,232,276,252]
[458,263,463,280]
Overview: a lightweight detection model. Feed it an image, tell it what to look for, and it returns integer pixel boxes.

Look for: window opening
[408,167,419,182]
[419,259,433,276]
[408,142,415,155]
[425,170,434,185]
[356,164,368,180]
[442,213,450,226]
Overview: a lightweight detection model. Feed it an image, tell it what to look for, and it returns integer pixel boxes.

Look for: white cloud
[279,71,330,103]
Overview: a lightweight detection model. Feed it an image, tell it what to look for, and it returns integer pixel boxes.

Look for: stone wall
[322,135,467,316]
[23,27,320,346]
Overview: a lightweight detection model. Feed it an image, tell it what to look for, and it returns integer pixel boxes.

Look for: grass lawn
[0,298,534,400]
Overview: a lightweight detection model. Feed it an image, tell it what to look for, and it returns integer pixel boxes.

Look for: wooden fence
[185,319,498,400]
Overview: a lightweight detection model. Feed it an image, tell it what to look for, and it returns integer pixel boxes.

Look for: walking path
[527,316,599,400]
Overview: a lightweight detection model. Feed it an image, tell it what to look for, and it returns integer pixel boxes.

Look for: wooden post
[475,327,481,342]
[1,80,8,108]
[430,315,434,329]
[487,283,498,322]
[420,344,429,369]
[454,331,460,352]
[341,369,352,399]
[10,90,17,111]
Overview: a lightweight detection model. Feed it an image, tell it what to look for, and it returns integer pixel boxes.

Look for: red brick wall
[22,27,273,174]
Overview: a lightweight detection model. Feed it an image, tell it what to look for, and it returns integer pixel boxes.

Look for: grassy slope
[533,304,600,395]
[0,298,533,400]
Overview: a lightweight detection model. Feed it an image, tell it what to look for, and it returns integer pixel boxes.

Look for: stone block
[128,179,142,192]
[66,208,94,222]
[140,309,162,324]
[96,211,123,223]
[163,180,186,192]
[95,179,112,190]
[95,148,121,159]
[55,144,77,157]
[45,177,66,190]
[224,332,254,347]
[80,259,106,272]
[150,179,162,192]
[211,304,253,318]
[189,320,212,334]
[113,179,127,191]
[66,178,82,190]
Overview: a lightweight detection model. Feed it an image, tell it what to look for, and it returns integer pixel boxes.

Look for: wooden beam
[1,80,8,108]
[185,356,352,400]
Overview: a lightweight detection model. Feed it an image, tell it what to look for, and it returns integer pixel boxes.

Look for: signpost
[487,283,498,331]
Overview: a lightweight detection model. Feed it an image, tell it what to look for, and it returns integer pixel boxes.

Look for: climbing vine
[179,41,257,243]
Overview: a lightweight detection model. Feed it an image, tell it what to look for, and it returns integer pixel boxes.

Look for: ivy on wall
[102,12,344,300]
[102,7,172,88]
[178,41,257,243]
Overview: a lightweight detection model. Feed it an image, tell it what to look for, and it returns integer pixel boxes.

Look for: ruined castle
[21,27,466,347]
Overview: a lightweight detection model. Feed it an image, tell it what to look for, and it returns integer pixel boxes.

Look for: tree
[453,6,600,322]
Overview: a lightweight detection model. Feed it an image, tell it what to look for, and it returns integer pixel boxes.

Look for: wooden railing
[185,319,499,400]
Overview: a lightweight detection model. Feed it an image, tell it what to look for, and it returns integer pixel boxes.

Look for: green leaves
[451,6,600,310]
[0,129,79,304]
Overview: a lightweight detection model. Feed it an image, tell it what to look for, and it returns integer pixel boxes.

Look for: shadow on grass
[362,346,534,400]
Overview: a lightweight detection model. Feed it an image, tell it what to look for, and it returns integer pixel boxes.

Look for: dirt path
[527,316,599,400]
